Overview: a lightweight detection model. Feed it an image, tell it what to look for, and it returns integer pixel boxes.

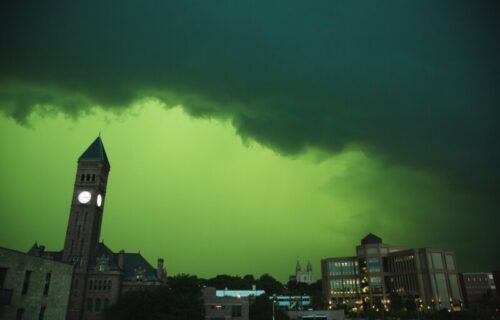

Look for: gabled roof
[91,242,119,269]
[89,243,160,281]
[361,233,383,245]
[27,243,64,261]
[79,136,110,167]
[121,253,159,281]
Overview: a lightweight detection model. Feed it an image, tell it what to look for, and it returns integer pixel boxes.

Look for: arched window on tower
[81,174,85,181]
[92,174,95,182]
[108,280,112,291]
[89,280,93,291]
[86,174,90,181]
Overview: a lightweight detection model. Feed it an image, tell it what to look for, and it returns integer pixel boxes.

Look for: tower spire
[79,135,110,167]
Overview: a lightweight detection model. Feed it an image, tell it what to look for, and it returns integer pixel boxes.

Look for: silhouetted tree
[256,274,284,295]
[103,274,204,320]
[250,294,290,320]
[308,280,324,310]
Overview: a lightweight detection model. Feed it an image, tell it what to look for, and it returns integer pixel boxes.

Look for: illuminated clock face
[97,194,103,207]
[77,191,91,204]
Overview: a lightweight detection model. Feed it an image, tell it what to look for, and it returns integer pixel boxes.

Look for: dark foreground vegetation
[103,274,499,320]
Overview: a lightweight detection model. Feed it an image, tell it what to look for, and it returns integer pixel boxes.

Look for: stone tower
[295,260,314,285]
[62,136,110,319]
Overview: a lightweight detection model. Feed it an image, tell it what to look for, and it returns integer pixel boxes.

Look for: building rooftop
[361,233,382,245]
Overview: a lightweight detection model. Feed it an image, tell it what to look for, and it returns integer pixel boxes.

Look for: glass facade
[329,278,360,294]
[434,273,450,306]
[432,253,444,269]
[367,257,381,272]
[448,274,461,300]
[445,255,455,271]
[328,260,358,276]
[369,276,383,294]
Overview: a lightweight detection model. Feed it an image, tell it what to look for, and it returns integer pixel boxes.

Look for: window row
[80,173,96,182]
[89,279,112,291]
[16,305,46,320]
[19,270,51,296]
[86,298,110,313]
[328,260,359,276]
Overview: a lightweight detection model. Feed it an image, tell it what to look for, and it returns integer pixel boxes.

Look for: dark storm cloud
[0,1,499,192]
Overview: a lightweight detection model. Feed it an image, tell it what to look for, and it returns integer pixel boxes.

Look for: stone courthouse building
[0,246,73,320]
[27,136,166,320]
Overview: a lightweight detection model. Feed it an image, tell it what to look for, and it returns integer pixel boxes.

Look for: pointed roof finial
[79,135,110,167]
[307,261,312,271]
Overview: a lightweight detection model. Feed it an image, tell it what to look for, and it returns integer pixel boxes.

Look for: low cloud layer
[1,1,499,194]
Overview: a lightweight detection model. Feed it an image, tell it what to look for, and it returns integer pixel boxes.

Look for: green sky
[0,100,492,280]
[0,1,499,280]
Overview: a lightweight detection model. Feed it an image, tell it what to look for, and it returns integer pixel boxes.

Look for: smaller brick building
[203,287,249,320]
[0,246,73,320]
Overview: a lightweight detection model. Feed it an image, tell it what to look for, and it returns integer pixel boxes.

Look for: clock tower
[62,136,110,319]
[63,135,110,267]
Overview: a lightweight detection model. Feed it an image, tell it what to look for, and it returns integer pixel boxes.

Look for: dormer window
[134,267,146,282]
[97,255,109,272]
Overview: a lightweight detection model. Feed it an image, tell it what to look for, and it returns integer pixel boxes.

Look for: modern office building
[459,272,497,309]
[203,287,249,320]
[0,246,73,320]
[321,234,463,312]
[493,271,500,297]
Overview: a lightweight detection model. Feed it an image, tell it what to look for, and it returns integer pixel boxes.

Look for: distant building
[321,233,463,312]
[285,309,345,320]
[290,261,314,285]
[216,287,265,299]
[203,287,249,320]
[493,271,500,297]
[272,295,312,310]
[26,136,166,320]
[459,272,497,309]
[0,246,73,320]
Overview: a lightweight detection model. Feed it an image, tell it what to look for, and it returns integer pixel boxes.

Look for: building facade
[203,287,249,320]
[285,309,345,320]
[27,136,165,320]
[321,234,463,312]
[459,272,497,309]
[290,261,314,285]
[0,247,73,320]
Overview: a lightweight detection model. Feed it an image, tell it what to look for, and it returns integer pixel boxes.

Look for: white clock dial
[77,191,92,204]
[97,194,103,207]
